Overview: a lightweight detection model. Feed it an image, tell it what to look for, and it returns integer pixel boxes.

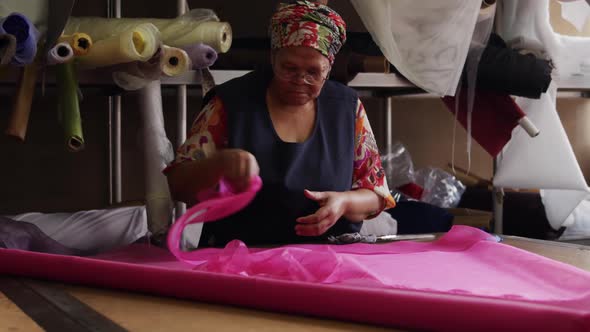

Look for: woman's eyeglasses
[273,63,330,85]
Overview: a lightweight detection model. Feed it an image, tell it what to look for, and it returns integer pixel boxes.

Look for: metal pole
[176,0,187,218]
[113,96,122,203]
[492,158,504,234]
[107,0,122,204]
[384,96,393,155]
[108,103,113,205]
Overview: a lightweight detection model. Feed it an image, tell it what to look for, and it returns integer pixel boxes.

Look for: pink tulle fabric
[1,176,589,331]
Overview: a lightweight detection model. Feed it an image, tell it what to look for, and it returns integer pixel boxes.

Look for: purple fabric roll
[0,13,39,65]
[182,42,218,69]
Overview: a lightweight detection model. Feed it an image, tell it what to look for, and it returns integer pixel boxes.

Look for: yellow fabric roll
[58,33,93,56]
[65,9,232,53]
[76,23,160,69]
[161,45,190,76]
[5,63,37,141]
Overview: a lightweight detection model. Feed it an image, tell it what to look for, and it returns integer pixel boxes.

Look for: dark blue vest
[201,69,361,246]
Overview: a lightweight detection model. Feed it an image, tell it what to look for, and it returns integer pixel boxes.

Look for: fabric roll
[472,33,553,99]
[46,41,73,65]
[161,45,190,76]
[330,46,389,83]
[442,88,526,157]
[137,80,175,238]
[5,63,37,141]
[111,45,190,90]
[76,23,160,69]
[349,0,481,96]
[58,32,93,56]
[167,21,231,53]
[0,13,39,65]
[0,33,16,64]
[182,42,217,69]
[65,9,232,53]
[55,62,84,152]
[111,46,164,91]
[0,0,49,39]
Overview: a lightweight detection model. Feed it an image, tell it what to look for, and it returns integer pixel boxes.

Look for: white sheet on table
[8,206,148,252]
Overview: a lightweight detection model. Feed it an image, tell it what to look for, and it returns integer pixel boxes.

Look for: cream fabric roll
[58,32,93,56]
[161,45,191,76]
[65,9,232,53]
[76,23,160,68]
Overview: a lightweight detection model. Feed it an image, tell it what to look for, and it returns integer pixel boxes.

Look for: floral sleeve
[163,96,228,173]
[352,99,396,212]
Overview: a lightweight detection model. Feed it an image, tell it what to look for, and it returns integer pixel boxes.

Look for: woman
[165,1,395,246]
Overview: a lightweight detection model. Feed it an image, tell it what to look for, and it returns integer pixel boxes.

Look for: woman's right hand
[214,149,260,193]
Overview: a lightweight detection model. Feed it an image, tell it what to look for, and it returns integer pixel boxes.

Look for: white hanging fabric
[494,0,590,231]
[558,0,590,32]
[349,0,481,96]
[137,80,175,237]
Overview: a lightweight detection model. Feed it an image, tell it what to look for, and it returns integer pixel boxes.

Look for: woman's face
[271,46,331,106]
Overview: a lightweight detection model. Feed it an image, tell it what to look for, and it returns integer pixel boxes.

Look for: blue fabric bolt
[0,13,39,65]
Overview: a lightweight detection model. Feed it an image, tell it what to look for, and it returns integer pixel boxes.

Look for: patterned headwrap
[269,1,347,65]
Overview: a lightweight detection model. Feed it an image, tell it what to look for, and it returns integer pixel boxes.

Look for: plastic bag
[381,141,465,208]
[380,141,415,188]
[415,167,466,208]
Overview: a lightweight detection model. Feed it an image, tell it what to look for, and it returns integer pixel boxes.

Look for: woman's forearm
[165,157,223,205]
[343,189,382,222]
[166,149,260,204]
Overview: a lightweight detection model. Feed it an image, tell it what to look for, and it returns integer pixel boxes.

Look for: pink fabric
[167,176,262,264]
[1,226,590,331]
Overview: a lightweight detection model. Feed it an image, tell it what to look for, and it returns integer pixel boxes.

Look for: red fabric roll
[442,88,526,157]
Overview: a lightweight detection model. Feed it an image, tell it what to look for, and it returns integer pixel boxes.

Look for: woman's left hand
[295,190,350,236]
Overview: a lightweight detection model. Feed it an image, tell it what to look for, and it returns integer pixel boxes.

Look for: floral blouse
[164,95,396,213]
